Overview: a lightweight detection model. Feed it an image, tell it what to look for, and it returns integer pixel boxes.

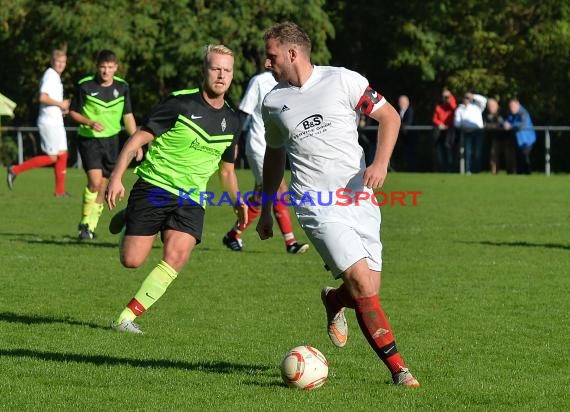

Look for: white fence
[363,125,567,176]
[2,125,569,176]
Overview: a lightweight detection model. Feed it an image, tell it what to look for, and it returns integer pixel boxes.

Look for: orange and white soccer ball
[280,345,328,390]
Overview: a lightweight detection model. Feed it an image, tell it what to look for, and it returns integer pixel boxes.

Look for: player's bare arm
[106,129,154,209]
[218,160,248,226]
[69,110,105,132]
[122,113,143,161]
[364,102,401,189]
[256,146,286,240]
[39,92,70,114]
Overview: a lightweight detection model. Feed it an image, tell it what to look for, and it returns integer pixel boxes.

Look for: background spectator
[454,92,487,174]
[357,114,376,166]
[432,88,457,172]
[503,98,536,174]
[484,98,516,174]
[395,94,416,171]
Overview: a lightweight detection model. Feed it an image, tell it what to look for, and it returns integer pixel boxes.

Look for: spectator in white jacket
[454,92,487,174]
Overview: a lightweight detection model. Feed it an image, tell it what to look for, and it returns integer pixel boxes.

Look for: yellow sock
[81,187,97,226]
[88,202,104,232]
[115,261,178,324]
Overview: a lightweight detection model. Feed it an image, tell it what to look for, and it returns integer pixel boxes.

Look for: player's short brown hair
[264,21,312,55]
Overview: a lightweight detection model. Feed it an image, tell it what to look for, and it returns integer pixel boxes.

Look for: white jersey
[239,71,277,156]
[262,66,386,206]
[37,67,64,125]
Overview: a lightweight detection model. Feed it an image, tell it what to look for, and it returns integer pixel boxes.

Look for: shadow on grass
[0,231,118,248]
[0,311,108,330]
[0,348,273,375]
[470,240,570,250]
[25,238,119,248]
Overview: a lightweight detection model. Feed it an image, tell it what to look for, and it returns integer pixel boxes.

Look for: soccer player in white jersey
[7,49,70,196]
[256,22,420,388]
[222,71,308,254]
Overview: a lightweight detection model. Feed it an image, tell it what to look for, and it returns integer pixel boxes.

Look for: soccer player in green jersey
[70,49,138,240]
[105,44,247,334]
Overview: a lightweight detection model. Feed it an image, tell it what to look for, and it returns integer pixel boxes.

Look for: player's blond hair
[202,44,234,68]
[264,21,312,55]
[52,49,67,59]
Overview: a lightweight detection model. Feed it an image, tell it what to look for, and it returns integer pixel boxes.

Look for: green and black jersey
[135,88,240,205]
[71,75,133,138]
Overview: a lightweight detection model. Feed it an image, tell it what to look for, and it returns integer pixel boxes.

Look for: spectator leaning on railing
[454,92,487,174]
[432,88,457,172]
[503,98,536,175]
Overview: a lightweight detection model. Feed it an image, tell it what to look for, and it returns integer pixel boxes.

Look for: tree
[0,0,334,122]
[326,0,570,124]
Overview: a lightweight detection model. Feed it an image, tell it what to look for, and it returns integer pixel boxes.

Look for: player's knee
[343,270,376,297]
[162,250,189,270]
[120,253,144,269]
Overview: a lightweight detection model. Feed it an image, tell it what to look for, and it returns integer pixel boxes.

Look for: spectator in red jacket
[432,88,457,172]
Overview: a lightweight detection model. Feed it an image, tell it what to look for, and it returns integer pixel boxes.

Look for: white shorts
[38,121,67,155]
[296,201,382,279]
[246,150,264,185]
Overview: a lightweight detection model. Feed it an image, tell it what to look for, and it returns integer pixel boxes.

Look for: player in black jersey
[70,49,138,240]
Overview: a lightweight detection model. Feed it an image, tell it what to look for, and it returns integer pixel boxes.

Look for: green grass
[1,167,569,411]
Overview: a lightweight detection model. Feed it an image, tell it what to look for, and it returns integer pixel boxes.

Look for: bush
[0,135,18,166]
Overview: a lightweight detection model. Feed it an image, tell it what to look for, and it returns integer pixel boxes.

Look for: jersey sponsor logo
[191,114,203,119]
[90,92,99,96]
[281,105,290,113]
[113,89,119,98]
[296,114,323,130]
[292,114,331,141]
[221,118,227,132]
[189,137,223,156]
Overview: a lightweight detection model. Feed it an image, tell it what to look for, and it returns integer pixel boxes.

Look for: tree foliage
[326,0,570,123]
[0,0,333,122]
[2,0,570,125]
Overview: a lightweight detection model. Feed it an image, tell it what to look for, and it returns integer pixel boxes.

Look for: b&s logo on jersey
[293,114,331,140]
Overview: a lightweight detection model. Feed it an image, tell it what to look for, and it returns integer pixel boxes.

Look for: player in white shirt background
[222,71,308,254]
[256,21,420,388]
[7,49,70,196]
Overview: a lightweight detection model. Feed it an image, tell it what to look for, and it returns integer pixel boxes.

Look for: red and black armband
[356,86,383,116]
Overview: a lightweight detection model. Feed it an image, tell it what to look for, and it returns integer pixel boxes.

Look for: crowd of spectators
[356,89,537,174]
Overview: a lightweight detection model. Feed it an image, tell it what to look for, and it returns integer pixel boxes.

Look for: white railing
[363,125,570,176]
[2,125,568,175]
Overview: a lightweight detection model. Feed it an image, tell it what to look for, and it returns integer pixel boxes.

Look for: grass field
[1,167,568,411]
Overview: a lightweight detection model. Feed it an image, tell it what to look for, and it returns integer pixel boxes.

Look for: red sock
[54,152,68,195]
[355,295,407,374]
[326,284,356,311]
[273,198,295,246]
[12,155,55,174]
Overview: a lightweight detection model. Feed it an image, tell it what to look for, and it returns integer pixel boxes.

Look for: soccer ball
[280,345,328,390]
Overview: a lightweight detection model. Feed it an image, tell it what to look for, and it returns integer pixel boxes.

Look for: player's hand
[363,162,388,189]
[60,99,70,115]
[105,179,125,210]
[136,147,144,162]
[256,209,274,240]
[91,121,105,132]
[234,202,248,226]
